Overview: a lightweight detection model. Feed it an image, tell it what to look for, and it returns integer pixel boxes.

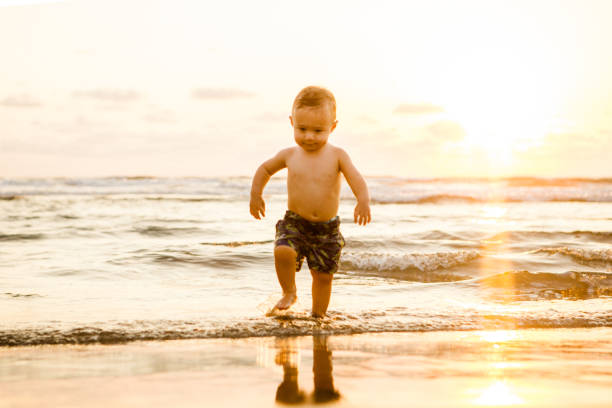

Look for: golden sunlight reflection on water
[470,330,523,374]
[469,330,525,406]
[477,201,517,321]
[473,380,524,406]
[477,329,520,343]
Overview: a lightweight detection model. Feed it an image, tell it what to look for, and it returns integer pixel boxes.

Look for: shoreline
[2,327,611,407]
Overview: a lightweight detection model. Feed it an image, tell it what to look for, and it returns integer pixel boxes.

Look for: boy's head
[292,86,336,120]
[289,86,338,152]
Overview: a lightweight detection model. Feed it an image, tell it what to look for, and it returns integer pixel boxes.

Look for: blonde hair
[292,86,336,120]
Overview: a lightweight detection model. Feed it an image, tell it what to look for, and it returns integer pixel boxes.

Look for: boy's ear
[330,120,338,132]
[289,115,294,127]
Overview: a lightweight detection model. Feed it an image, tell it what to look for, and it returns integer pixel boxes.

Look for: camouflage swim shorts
[275,210,345,274]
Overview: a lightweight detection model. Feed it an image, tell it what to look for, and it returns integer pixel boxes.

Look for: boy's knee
[275,245,297,260]
[311,269,333,284]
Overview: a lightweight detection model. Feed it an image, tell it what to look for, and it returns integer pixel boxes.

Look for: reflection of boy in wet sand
[274,336,340,405]
[275,338,306,404]
[250,86,371,317]
[312,335,341,403]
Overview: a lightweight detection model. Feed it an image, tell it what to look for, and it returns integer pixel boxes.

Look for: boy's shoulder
[327,144,352,162]
[329,143,348,155]
[319,143,349,158]
[274,146,298,160]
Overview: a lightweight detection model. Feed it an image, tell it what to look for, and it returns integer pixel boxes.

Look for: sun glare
[435,39,565,171]
[474,380,524,406]
[478,330,519,344]
[447,101,551,168]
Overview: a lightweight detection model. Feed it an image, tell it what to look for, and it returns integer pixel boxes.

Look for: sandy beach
[2,327,611,407]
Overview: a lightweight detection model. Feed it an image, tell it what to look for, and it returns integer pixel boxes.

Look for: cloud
[0,94,42,108]
[393,103,445,115]
[73,89,141,102]
[426,120,465,142]
[192,88,255,100]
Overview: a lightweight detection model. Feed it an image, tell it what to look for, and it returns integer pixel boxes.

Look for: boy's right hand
[250,194,266,219]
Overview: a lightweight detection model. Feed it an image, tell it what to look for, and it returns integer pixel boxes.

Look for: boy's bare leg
[274,245,298,310]
[311,269,333,317]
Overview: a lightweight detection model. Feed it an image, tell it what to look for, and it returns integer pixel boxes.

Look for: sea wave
[487,230,612,243]
[347,230,612,246]
[2,292,43,298]
[371,194,612,204]
[371,194,482,204]
[2,177,612,202]
[2,309,611,347]
[339,250,480,281]
[200,240,274,247]
[533,247,612,265]
[133,225,203,237]
[472,270,612,300]
[0,233,45,241]
[373,177,612,186]
[148,251,269,269]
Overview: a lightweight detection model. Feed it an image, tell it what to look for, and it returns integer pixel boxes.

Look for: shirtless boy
[249,86,371,317]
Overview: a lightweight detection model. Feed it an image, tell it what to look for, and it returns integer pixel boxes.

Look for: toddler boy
[250,86,371,317]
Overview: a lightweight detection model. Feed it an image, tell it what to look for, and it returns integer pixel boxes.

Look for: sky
[1,0,611,178]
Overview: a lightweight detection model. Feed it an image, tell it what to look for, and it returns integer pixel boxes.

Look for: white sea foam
[534,247,612,264]
[2,308,612,346]
[340,250,481,273]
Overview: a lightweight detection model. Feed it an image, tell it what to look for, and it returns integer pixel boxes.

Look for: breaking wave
[533,247,612,266]
[339,250,481,281]
[341,250,481,273]
[2,309,611,347]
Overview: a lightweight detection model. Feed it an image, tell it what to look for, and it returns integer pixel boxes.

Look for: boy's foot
[274,292,297,310]
[312,389,341,403]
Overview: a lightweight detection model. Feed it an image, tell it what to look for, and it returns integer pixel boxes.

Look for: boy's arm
[249,148,290,219]
[338,148,371,225]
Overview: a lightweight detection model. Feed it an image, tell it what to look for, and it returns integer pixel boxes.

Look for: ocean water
[1,177,611,346]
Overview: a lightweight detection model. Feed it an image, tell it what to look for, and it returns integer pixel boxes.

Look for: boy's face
[289,104,337,152]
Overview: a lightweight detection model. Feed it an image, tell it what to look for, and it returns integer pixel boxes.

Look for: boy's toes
[274,293,297,310]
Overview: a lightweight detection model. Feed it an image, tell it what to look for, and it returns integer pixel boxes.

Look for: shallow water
[1,177,611,345]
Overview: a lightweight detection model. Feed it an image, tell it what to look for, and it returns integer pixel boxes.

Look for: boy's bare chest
[286,153,340,185]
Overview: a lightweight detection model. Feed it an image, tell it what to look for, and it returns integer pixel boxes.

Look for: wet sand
[1,327,611,407]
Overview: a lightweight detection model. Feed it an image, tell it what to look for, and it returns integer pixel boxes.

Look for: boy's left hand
[250,195,266,220]
[354,201,371,226]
